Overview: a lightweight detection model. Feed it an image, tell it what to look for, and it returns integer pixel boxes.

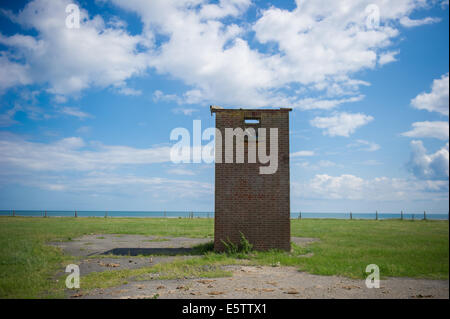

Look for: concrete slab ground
[49,234,449,299]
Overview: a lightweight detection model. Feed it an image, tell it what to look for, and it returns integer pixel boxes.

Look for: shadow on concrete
[98,247,196,256]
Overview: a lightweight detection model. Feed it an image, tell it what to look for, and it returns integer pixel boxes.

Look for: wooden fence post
[401,210,403,220]
[375,210,378,220]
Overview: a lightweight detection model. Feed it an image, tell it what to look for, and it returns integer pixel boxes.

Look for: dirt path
[50,234,449,299]
[78,265,449,299]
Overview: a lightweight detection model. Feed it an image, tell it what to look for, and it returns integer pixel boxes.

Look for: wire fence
[1,210,449,220]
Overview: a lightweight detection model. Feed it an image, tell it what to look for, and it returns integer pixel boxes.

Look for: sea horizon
[1,210,448,220]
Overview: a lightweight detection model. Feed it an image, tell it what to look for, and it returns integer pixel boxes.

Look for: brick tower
[211,106,292,251]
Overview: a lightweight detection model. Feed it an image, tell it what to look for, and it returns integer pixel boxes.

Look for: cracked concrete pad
[49,234,212,257]
[76,265,449,299]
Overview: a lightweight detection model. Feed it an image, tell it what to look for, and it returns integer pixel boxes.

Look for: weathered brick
[211,107,292,251]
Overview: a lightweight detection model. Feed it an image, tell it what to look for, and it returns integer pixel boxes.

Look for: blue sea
[0,210,448,220]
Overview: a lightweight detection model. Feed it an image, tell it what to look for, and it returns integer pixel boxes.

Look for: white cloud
[292,173,448,201]
[0,134,172,171]
[76,126,91,134]
[0,103,51,126]
[408,140,449,180]
[292,95,365,110]
[74,173,212,198]
[0,0,445,111]
[117,87,142,96]
[347,139,380,152]
[172,108,199,116]
[378,50,400,66]
[296,160,338,170]
[58,106,92,119]
[317,160,337,168]
[400,16,441,27]
[310,112,374,137]
[411,73,449,116]
[0,54,32,92]
[360,159,383,166]
[107,0,438,108]
[291,150,315,157]
[153,90,182,104]
[401,121,449,140]
[199,0,251,20]
[167,168,195,176]
[0,0,148,96]
[52,95,68,104]
[0,0,444,109]
[0,105,19,127]
[0,133,211,198]
[3,170,212,198]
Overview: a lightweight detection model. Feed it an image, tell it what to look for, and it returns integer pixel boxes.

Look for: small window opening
[244,118,260,124]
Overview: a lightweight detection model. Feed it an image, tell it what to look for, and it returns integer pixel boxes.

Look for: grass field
[0,217,448,298]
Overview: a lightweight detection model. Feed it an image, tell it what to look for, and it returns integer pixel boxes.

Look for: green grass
[81,257,236,290]
[0,217,448,298]
[0,217,213,298]
[291,219,449,279]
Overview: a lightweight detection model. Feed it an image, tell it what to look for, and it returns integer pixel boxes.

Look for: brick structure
[211,106,292,252]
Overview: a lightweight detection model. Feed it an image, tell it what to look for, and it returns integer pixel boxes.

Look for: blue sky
[0,0,448,213]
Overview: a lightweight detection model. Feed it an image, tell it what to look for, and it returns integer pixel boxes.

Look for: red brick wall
[213,109,291,251]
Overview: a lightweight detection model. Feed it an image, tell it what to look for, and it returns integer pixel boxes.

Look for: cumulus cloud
[0,0,148,96]
[292,173,448,201]
[0,54,32,92]
[408,140,449,180]
[411,73,449,116]
[401,121,449,140]
[0,0,441,108]
[310,112,374,137]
